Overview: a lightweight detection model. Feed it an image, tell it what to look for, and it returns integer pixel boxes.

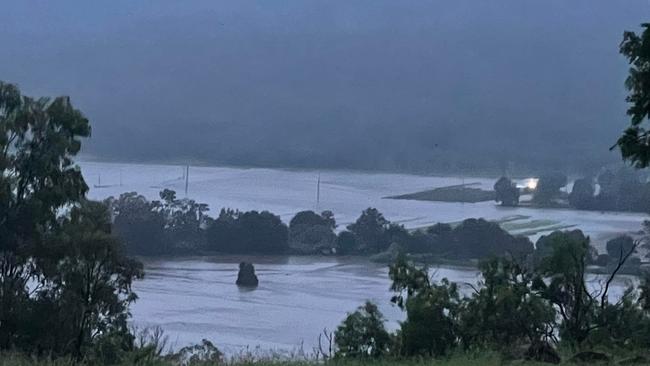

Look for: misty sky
[2,1,649,173]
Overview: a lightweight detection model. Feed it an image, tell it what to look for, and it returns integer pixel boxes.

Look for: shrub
[334,301,392,358]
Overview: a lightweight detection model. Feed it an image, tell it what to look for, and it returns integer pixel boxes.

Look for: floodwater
[81,161,647,247]
[130,256,475,353]
[79,161,647,353]
[130,256,635,354]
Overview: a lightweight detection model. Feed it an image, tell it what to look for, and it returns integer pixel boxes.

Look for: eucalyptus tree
[616,24,650,167]
[0,81,90,348]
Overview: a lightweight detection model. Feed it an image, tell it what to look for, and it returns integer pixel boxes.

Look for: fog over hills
[2,1,647,174]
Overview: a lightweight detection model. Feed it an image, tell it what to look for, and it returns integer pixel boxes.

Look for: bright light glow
[525,178,538,190]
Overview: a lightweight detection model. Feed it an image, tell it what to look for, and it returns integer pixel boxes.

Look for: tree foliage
[389,256,461,357]
[334,301,391,358]
[616,23,650,167]
[459,257,555,351]
[289,211,336,254]
[0,81,144,362]
[494,176,519,206]
[568,178,595,210]
[533,172,567,205]
[206,209,288,254]
[347,208,390,253]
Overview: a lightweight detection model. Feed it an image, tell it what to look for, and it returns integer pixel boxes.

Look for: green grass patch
[500,219,559,232]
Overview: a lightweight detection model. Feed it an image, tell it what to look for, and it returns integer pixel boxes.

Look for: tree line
[106,191,531,259]
[109,190,646,275]
[494,168,650,213]
[332,229,648,363]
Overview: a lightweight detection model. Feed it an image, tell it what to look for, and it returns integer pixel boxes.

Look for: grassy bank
[2,354,650,366]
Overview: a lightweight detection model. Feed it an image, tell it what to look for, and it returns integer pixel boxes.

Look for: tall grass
[0,353,640,366]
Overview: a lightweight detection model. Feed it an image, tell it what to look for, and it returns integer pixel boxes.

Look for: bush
[389,256,461,357]
[289,211,337,254]
[334,301,392,358]
[108,190,209,255]
[336,231,359,255]
[444,218,534,260]
[347,208,390,253]
[568,177,595,209]
[494,177,519,206]
[606,235,636,259]
[459,257,555,352]
[533,172,567,205]
[206,209,288,254]
[108,192,170,255]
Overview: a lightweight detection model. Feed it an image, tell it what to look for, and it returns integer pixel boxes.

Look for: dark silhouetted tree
[334,301,391,358]
[445,218,534,260]
[0,82,90,349]
[533,172,567,205]
[347,208,389,253]
[494,177,519,206]
[288,211,336,254]
[615,24,650,167]
[459,257,555,352]
[35,201,143,358]
[606,235,636,260]
[108,193,169,255]
[568,178,595,209]
[206,209,288,254]
[336,231,359,255]
[389,256,461,356]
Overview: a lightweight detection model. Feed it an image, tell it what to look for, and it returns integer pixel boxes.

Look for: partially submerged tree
[494,176,520,206]
[533,172,567,205]
[568,178,595,210]
[606,235,636,260]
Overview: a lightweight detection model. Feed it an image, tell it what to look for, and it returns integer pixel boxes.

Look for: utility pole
[184,165,189,196]
[316,172,321,207]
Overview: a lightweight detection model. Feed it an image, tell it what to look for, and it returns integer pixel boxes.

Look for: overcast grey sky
[2,1,648,173]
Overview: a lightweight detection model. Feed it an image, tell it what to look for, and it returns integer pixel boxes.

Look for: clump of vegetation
[567,168,650,213]
[333,301,392,358]
[616,23,650,168]
[236,262,259,287]
[108,189,209,255]
[568,177,595,209]
[0,82,144,363]
[288,211,336,254]
[532,172,568,206]
[205,208,289,254]
[334,228,649,364]
[494,176,519,206]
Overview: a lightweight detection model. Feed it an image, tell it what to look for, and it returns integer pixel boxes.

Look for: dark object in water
[236,262,259,287]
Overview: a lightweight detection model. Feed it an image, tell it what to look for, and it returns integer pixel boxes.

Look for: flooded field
[80,161,647,352]
[130,256,635,354]
[81,161,647,248]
